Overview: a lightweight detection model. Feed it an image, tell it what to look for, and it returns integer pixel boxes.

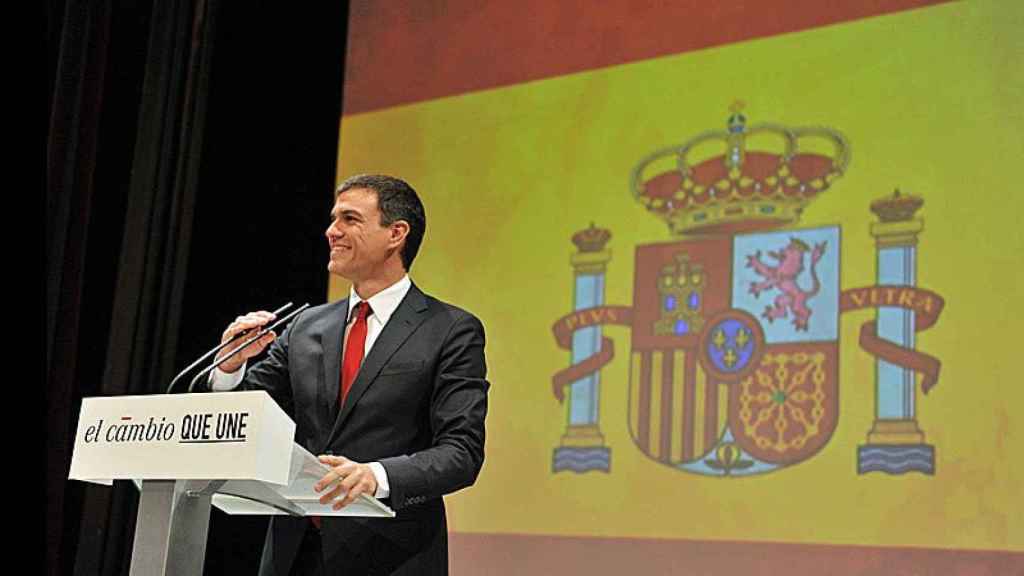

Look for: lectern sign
[69,391,295,485]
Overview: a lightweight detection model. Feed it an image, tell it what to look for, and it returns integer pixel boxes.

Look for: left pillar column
[553,224,612,473]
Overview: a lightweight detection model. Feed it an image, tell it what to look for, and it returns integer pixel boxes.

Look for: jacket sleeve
[237,317,296,417]
[379,312,489,509]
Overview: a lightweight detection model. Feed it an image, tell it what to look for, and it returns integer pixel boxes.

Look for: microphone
[163,302,304,394]
[186,303,311,393]
[164,303,294,394]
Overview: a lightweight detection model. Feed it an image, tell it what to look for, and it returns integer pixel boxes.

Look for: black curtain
[46,1,349,573]
[48,1,158,574]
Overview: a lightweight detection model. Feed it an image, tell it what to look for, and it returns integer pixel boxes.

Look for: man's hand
[315,455,379,510]
[216,311,277,373]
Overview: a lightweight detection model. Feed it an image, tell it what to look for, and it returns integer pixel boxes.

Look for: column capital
[571,249,612,272]
[871,219,923,247]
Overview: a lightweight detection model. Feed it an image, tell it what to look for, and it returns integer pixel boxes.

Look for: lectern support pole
[129,480,213,576]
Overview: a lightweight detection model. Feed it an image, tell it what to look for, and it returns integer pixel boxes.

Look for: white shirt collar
[347,274,412,326]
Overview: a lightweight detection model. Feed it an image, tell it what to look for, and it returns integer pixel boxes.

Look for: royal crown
[572,223,612,252]
[631,103,850,236]
[870,188,923,222]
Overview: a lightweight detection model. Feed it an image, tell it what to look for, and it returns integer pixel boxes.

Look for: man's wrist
[209,362,246,391]
[367,461,390,499]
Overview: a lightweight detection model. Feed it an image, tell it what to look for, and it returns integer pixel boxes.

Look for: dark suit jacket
[226,284,488,575]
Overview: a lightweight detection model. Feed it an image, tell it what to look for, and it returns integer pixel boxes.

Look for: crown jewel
[631,104,850,236]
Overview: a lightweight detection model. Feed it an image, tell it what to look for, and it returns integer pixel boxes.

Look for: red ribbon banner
[550,306,633,401]
[840,285,945,393]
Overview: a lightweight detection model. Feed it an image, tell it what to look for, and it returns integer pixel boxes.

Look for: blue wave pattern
[858,445,935,475]
[553,447,611,473]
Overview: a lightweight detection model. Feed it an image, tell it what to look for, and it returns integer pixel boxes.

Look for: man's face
[325,188,396,281]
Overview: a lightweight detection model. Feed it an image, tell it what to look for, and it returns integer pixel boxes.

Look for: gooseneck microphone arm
[185,303,311,393]
[163,302,309,394]
[164,303,295,394]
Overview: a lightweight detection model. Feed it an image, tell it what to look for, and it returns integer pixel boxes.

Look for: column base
[559,424,605,446]
[866,419,925,445]
[553,426,609,472]
[859,419,933,474]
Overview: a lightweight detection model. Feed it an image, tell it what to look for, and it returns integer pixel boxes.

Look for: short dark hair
[336,174,426,270]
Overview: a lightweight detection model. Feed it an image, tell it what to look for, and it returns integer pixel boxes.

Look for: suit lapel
[321,298,349,425]
[328,284,430,444]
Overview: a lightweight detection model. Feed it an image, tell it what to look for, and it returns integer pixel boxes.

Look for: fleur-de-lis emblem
[711,326,751,369]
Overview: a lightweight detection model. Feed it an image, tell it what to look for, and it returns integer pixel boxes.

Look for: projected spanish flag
[336,0,1022,572]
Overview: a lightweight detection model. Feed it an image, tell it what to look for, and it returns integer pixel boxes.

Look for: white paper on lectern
[211,443,395,518]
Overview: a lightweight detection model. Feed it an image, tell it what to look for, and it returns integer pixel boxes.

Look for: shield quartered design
[627,225,841,476]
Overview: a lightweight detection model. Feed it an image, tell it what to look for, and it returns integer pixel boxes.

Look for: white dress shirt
[210,274,412,498]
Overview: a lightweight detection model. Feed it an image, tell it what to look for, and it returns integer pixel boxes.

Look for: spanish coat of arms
[550,105,945,478]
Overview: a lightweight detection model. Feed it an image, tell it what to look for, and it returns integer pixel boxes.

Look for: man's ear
[389,220,410,248]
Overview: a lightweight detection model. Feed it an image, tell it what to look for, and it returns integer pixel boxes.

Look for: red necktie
[340,301,371,406]
[315,302,371,530]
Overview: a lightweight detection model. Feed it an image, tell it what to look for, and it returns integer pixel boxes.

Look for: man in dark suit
[209,174,489,575]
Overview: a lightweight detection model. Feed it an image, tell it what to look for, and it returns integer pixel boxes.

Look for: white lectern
[68,391,394,575]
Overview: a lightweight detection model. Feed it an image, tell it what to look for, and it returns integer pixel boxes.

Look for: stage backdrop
[334,1,1022,573]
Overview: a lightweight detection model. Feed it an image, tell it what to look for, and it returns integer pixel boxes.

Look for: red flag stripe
[660,350,674,463]
[344,0,953,115]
